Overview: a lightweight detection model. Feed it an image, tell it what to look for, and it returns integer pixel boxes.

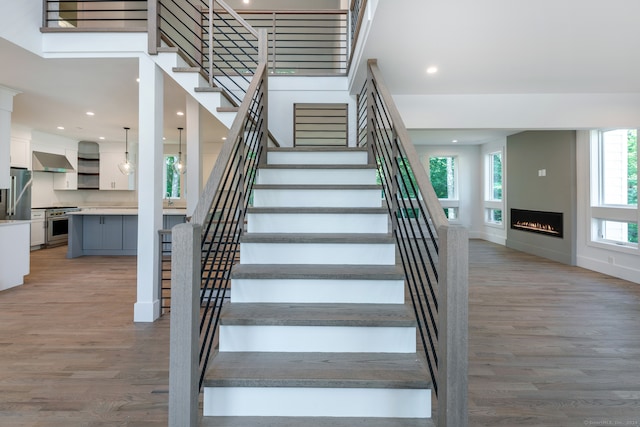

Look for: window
[428,156,459,221]
[429,156,457,199]
[164,155,181,199]
[484,151,504,226]
[591,129,638,247]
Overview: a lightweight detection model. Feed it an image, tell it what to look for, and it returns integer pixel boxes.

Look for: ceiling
[0,37,226,147]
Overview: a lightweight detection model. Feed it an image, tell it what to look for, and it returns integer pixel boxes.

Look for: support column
[0,86,20,189]
[134,54,164,322]
[185,95,201,217]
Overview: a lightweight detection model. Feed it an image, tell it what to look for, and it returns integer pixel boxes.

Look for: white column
[134,54,164,322]
[185,94,201,217]
[0,86,20,189]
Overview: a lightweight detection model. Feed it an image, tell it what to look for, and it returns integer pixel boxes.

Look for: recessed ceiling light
[243,0,249,4]
[222,137,227,141]
[99,136,105,140]
[451,139,458,143]
[426,66,438,75]
[57,126,65,130]
[86,111,95,116]
[177,111,184,116]
[136,77,140,83]
[163,137,166,140]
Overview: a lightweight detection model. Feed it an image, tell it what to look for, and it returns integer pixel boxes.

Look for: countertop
[0,220,31,227]
[68,208,188,216]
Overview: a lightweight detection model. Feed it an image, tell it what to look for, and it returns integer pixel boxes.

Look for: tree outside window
[165,155,181,198]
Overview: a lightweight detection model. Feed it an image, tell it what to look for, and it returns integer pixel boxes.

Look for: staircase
[201,147,434,426]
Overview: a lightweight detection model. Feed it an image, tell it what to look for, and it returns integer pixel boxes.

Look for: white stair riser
[253,189,382,208]
[231,279,405,304]
[246,213,388,234]
[257,168,377,185]
[267,151,369,165]
[219,325,416,353]
[203,387,431,418]
[240,242,396,265]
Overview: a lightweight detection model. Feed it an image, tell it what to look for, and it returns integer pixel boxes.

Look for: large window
[485,151,503,225]
[428,156,459,220]
[591,129,638,247]
[164,155,181,199]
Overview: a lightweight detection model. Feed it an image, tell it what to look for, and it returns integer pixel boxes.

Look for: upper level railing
[43,0,147,30]
[358,59,469,427]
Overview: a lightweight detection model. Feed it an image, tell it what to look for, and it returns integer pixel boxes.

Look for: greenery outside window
[165,155,181,199]
[484,150,504,226]
[591,129,638,247]
[428,156,459,222]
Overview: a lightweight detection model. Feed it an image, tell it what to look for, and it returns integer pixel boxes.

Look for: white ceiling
[0,37,226,147]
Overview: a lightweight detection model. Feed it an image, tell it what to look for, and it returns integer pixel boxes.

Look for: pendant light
[174,127,186,174]
[118,126,134,175]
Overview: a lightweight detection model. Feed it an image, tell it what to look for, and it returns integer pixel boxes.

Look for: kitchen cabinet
[82,215,123,250]
[30,209,45,248]
[77,141,100,190]
[68,210,186,258]
[122,215,138,250]
[10,137,30,169]
[53,149,78,190]
[99,151,134,191]
[0,221,30,291]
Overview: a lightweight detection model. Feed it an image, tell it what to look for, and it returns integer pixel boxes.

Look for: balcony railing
[358,59,469,427]
[42,0,147,30]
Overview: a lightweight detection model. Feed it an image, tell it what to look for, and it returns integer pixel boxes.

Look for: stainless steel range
[45,207,79,247]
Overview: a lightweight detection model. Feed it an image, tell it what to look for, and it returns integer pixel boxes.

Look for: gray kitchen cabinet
[122,215,138,250]
[82,215,123,250]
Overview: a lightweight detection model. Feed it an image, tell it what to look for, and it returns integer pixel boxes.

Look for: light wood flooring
[0,241,638,426]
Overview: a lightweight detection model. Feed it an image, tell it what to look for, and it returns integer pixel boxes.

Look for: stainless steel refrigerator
[0,168,32,220]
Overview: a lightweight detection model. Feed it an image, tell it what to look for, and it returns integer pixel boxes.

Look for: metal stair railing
[149,0,259,105]
[168,30,268,426]
[358,58,469,427]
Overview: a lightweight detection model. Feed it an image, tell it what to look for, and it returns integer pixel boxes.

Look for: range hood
[32,151,75,173]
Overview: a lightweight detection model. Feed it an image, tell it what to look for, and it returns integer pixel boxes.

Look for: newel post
[169,223,202,427]
[147,0,159,55]
[437,224,469,427]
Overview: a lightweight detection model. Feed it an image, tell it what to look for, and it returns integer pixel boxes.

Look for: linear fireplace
[511,209,563,238]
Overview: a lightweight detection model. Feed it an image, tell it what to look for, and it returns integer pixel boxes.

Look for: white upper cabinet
[99,144,135,191]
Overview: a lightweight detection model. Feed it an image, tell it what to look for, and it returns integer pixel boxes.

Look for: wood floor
[0,241,638,426]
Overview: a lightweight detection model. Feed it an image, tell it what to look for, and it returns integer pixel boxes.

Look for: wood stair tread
[200,416,435,427]
[220,303,416,327]
[268,146,368,152]
[172,66,200,72]
[240,233,394,244]
[260,163,376,169]
[246,207,387,214]
[204,352,430,389]
[253,184,382,190]
[231,263,404,280]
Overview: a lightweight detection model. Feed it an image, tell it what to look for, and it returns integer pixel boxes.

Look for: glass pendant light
[174,127,186,174]
[118,126,134,175]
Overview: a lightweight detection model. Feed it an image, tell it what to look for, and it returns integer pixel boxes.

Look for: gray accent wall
[506,131,577,265]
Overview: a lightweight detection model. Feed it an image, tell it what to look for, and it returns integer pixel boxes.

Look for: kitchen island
[0,220,30,291]
[67,209,187,258]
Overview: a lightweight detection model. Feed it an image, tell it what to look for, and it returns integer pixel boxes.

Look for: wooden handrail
[214,0,259,38]
[191,61,267,226]
[367,59,449,231]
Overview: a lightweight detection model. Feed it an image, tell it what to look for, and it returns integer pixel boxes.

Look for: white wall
[413,144,483,238]
[268,76,356,147]
[0,0,44,55]
[575,130,640,284]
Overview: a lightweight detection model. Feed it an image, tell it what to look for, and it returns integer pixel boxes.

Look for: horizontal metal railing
[169,30,268,420]
[42,0,147,29]
[158,229,172,315]
[212,10,348,76]
[359,59,469,427]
